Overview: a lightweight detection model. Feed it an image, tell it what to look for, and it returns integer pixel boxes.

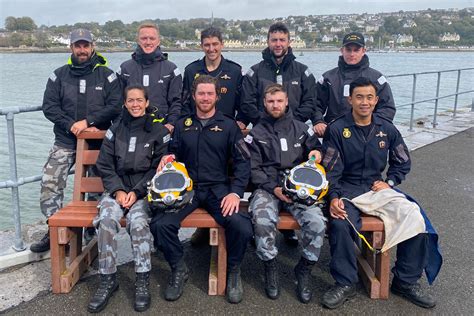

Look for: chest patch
[379,141,386,149]
[343,84,350,97]
[343,128,351,139]
[280,138,288,151]
[143,75,149,87]
[128,137,137,152]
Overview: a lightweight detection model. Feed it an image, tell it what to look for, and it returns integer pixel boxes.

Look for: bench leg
[217,228,227,296]
[50,227,66,293]
[376,249,390,299]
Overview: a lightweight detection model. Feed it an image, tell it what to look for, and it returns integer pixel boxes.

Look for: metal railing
[1,67,474,253]
[386,67,474,131]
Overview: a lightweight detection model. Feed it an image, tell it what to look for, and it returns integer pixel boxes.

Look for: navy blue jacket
[315,55,396,124]
[181,57,243,119]
[322,112,410,201]
[169,111,250,198]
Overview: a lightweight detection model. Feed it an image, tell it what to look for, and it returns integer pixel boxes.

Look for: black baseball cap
[342,32,365,47]
[70,28,93,44]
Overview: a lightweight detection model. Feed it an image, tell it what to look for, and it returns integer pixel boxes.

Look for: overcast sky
[1,0,473,27]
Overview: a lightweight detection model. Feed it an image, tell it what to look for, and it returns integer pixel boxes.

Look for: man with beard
[246,84,326,303]
[150,75,253,304]
[240,22,316,244]
[240,22,317,128]
[118,23,182,133]
[313,31,396,137]
[31,29,122,252]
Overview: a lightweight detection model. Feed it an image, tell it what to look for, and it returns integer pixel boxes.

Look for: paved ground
[2,127,473,315]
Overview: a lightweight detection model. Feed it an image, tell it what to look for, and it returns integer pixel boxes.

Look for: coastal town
[0,7,473,51]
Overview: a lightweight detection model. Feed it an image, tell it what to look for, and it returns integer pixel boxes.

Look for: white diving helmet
[283,157,329,206]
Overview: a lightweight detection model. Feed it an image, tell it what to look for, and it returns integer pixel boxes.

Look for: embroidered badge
[343,128,351,139]
[194,73,200,79]
[221,74,231,80]
[185,118,193,126]
[220,87,228,94]
[379,141,386,149]
[375,131,387,137]
[210,125,223,132]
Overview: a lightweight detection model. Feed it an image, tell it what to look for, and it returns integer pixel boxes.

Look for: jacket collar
[338,54,370,72]
[262,47,296,72]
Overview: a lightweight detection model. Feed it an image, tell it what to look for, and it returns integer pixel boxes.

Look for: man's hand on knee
[329,198,346,219]
[221,193,240,217]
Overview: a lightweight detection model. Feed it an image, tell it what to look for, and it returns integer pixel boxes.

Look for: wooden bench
[48,131,228,295]
[48,130,389,299]
[240,203,390,299]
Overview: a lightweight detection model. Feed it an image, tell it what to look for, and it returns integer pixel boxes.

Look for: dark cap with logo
[342,32,365,47]
[70,28,93,44]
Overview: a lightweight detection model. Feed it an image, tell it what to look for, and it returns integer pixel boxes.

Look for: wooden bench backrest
[72,131,106,201]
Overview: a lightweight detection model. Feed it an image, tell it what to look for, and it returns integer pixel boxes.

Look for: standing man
[320,77,436,309]
[247,84,326,303]
[118,23,182,133]
[313,31,396,137]
[182,26,245,127]
[150,75,253,304]
[31,28,122,252]
[240,22,317,127]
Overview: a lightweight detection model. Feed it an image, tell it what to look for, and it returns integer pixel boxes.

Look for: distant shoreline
[1,46,473,54]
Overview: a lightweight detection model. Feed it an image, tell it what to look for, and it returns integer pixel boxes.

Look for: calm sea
[0,51,473,230]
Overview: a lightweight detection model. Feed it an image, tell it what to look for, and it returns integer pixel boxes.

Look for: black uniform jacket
[169,111,251,199]
[96,110,170,198]
[314,55,396,124]
[247,109,322,194]
[322,112,411,201]
[240,47,317,125]
[181,57,243,119]
[119,47,182,125]
[42,52,122,149]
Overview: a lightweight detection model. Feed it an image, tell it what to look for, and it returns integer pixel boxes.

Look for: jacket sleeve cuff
[328,192,340,201]
[230,186,245,198]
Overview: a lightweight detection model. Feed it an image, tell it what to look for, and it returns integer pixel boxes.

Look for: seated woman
[88,85,170,313]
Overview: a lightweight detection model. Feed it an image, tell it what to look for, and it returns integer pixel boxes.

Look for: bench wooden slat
[82,150,100,165]
[80,177,104,193]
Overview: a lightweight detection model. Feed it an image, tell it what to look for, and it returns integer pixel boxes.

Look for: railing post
[409,74,417,132]
[432,72,441,128]
[5,112,26,251]
[453,69,461,117]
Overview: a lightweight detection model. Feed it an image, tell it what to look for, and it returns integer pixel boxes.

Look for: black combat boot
[263,258,280,299]
[294,257,316,303]
[134,272,151,312]
[164,260,189,301]
[391,277,436,308]
[226,264,243,304]
[321,283,356,309]
[30,230,50,253]
[87,273,119,313]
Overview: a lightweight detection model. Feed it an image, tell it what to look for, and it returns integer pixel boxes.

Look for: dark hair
[267,22,290,40]
[191,74,219,96]
[124,84,148,100]
[200,27,223,43]
[264,83,287,98]
[349,77,378,96]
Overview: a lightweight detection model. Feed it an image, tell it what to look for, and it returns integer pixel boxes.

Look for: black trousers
[328,199,429,286]
[150,187,253,269]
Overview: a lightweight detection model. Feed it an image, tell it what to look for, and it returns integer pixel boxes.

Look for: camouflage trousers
[40,145,76,218]
[249,189,326,262]
[93,195,153,274]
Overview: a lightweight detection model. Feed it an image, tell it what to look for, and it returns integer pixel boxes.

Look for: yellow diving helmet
[147,161,194,212]
[283,157,328,206]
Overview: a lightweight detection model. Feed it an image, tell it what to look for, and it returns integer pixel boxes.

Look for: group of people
[31,22,438,313]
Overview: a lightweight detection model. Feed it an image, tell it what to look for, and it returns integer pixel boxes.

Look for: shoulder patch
[174,68,181,77]
[105,129,114,140]
[107,73,117,83]
[49,72,57,82]
[317,75,324,85]
[244,134,253,144]
[163,134,171,143]
[377,76,387,85]
[304,68,312,77]
[246,68,254,77]
[307,126,315,136]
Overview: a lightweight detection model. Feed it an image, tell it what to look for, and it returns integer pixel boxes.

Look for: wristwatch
[386,179,395,188]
